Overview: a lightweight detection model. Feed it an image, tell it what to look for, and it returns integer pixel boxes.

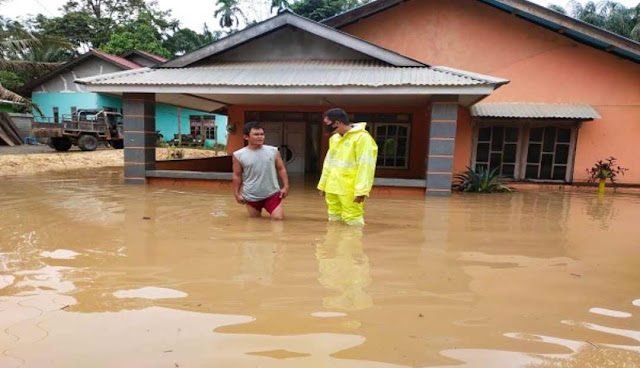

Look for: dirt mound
[0,148,221,176]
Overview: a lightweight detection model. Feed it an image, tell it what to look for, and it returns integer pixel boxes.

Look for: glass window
[204,124,216,140]
[190,124,201,137]
[374,122,410,169]
[474,126,520,178]
[367,113,412,169]
[190,115,216,141]
[474,124,575,182]
[524,126,573,182]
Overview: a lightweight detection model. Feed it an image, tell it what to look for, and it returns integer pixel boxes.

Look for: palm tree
[566,1,640,42]
[0,83,43,115]
[271,0,290,13]
[0,18,73,62]
[214,0,245,30]
[0,18,40,59]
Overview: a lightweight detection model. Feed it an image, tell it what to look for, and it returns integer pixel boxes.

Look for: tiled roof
[91,49,143,70]
[130,49,168,63]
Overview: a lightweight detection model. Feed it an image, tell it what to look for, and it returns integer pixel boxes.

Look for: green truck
[32,109,124,151]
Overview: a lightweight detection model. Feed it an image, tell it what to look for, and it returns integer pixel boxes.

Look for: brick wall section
[426,102,458,196]
[123,93,156,184]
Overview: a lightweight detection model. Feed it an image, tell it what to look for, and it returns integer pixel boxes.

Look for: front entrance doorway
[262,122,306,174]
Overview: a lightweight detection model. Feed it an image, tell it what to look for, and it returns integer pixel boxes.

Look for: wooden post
[177,107,182,146]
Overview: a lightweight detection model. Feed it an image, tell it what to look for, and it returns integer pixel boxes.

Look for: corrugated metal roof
[77,60,508,87]
[471,103,601,119]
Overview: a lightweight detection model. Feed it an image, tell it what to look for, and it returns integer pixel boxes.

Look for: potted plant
[586,157,628,194]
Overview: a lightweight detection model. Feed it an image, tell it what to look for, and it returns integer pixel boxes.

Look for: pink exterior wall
[343,0,640,183]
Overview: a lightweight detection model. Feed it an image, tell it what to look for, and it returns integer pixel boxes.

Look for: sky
[1,0,638,33]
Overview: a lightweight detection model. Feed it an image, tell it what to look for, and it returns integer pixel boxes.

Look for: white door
[261,122,306,174]
[283,122,306,174]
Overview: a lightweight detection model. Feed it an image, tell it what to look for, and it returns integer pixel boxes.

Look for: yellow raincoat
[318,123,378,225]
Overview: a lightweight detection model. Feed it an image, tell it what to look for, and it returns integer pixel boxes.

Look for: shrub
[586,157,628,185]
[453,166,512,193]
[167,145,184,159]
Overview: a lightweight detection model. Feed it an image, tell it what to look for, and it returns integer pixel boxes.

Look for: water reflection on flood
[1,168,640,367]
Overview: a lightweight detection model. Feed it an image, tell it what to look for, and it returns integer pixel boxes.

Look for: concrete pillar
[123,93,156,184]
[426,102,458,197]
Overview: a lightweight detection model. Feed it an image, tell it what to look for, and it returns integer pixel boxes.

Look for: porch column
[123,93,156,184]
[426,102,458,197]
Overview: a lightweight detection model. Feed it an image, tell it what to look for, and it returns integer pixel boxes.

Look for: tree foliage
[163,25,222,55]
[35,0,177,50]
[548,4,567,14]
[214,0,246,30]
[0,17,74,62]
[271,0,291,13]
[550,1,640,42]
[290,0,369,21]
[0,70,23,90]
[101,12,173,57]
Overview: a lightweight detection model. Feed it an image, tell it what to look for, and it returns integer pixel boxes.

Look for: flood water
[1,168,640,367]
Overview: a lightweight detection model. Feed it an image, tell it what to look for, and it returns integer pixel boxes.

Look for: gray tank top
[234,145,281,201]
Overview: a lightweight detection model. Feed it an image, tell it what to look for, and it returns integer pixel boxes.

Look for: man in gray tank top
[232,121,290,220]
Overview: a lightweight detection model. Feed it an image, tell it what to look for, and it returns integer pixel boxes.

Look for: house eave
[80,84,498,96]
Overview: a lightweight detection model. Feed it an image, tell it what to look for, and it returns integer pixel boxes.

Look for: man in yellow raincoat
[318,108,378,226]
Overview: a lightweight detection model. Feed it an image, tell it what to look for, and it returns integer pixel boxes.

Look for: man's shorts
[246,192,282,214]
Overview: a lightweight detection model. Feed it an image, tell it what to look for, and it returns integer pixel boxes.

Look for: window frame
[352,113,412,170]
[371,122,412,170]
[471,120,579,183]
[189,115,216,141]
[204,124,216,140]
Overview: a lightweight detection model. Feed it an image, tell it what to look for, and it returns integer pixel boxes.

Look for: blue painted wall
[32,92,228,145]
[32,92,98,122]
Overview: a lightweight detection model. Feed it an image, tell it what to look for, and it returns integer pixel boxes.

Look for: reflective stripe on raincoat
[317,123,378,197]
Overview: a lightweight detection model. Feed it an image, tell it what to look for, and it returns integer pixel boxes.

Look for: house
[324,0,640,186]
[28,49,228,146]
[75,0,640,195]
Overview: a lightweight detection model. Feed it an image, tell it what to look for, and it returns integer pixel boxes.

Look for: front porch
[121,97,473,196]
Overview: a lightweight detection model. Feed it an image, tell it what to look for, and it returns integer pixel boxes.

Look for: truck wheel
[78,135,99,151]
[49,138,72,152]
[111,140,124,149]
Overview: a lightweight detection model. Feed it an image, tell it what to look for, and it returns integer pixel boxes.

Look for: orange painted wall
[343,0,640,183]
[227,104,430,179]
[454,107,473,175]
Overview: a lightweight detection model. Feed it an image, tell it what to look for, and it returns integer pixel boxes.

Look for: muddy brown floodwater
[1,168,640,367]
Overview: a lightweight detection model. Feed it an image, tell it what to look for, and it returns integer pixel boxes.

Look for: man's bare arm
[275,151,290,199]
[232,156,245,204]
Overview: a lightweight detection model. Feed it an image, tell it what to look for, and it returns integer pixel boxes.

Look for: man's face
[245,128,265,146]
[323,116,339,133]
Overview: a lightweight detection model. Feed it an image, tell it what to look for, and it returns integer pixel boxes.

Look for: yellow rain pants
[325,193,365,225]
